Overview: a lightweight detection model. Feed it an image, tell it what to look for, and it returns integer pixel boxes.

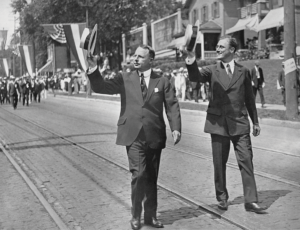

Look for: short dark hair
[219,35,238,53]
[139,44,155,60]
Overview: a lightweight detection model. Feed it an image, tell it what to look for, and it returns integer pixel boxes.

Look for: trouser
[200,84,207,101]
[185,87,192,100]
[23,93,29,106]
[34,92,41,102]
[0,93,4,104]
[6,94,10,104]
[10,95,18,108]
[126,129,162,219]
[252,86,265,105]
[192,88,199,102]
[211,133,258,203]
[281,88,286,105]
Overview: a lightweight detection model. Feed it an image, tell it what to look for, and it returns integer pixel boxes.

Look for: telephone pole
[284,0,299,119]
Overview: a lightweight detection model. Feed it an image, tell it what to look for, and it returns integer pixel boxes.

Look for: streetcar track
[7,102,298,159]
[1,107,300,189]
[1,106,300,229]
[1,107,249,230]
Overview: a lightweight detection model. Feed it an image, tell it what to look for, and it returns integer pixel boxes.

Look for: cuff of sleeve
[185,56,196,65]
[87,65,98,75]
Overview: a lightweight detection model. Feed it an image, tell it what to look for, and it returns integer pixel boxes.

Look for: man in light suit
[186,35,266,214]
[251,60,266,108]
[86,45,181,230]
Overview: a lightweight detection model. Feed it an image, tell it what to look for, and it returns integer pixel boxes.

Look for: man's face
[216,38,234,62]
[132,47,152,72]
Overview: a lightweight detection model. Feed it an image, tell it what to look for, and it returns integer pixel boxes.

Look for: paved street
[0,95,300,230]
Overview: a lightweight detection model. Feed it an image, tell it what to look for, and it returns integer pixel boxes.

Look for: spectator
[251,60,266,108]
[278,63,285,106]
[175,67,187,101]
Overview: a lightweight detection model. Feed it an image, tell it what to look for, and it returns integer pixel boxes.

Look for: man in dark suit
[278,63,286,106]
[8,76,20,109]
[251,60,266,108]
[186,35,265,214]
[86,45,181,229]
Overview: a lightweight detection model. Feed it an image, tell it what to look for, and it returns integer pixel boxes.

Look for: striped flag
[18,45,35,77]
[63,23,88,71]
[42,24,67,44]
[0,58,10,77]
[0,30,8,51]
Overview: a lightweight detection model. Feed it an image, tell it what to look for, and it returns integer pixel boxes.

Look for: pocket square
[154,88,159,93]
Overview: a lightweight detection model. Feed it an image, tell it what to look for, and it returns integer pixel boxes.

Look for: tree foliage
[11,0,185,70]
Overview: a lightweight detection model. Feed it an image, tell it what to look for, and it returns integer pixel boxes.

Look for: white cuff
[87,65,98,74]
[185,56,196,65]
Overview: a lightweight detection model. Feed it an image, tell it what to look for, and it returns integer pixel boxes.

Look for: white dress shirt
[222,60,235,75]
[138,69,151,88]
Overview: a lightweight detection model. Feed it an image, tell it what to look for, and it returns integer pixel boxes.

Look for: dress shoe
[245,202,266,214]
[144,217,164,228]
[130,217,141,230]
[217,200,228,210]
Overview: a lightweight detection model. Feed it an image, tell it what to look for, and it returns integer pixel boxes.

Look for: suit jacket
[8,82,19,96]
[187,61,258,137]
[278,69,285,88]
[251,66,264,88]
[88,69,181,149]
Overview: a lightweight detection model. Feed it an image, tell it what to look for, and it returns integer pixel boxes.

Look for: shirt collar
[221,60,235,70]
[138,69,152,78]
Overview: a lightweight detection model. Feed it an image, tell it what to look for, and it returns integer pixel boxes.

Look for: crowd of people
[0,74,61,109]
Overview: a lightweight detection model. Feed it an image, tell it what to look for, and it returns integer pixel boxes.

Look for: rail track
[1,105,299,230]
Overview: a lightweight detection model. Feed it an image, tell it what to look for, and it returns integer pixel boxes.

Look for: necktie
[226,64,233,79]
[140,73,147,101]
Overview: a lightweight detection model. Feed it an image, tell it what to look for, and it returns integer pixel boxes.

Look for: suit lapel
[145,71,160,102]
[215,62,228,90]
[226,62,243,90]
[129,71,144,105]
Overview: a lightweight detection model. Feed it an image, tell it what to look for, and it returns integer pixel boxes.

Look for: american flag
[12,44,20,56]
[42,24,67,44]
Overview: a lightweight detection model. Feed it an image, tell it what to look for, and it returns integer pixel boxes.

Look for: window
[201,5,208,23]
[272,0,283,7]
[212,1,220,19]
[192,9,199,24]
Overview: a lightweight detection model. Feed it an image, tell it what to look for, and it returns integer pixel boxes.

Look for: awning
[167,36,186,50]
[255,7,284,31]
[37,60,53,73]
[226,16,257,34]
[245,14,260,32]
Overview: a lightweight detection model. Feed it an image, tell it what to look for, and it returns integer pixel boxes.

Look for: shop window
[204,33,219,51]
[201,5,208,23]
[212,2,220,19]
[192,8,199,24]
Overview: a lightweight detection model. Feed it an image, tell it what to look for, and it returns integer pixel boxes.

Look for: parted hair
[139,44,155,60]
[219,35,238,53]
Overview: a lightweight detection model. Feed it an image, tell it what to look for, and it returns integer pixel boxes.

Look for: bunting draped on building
[63,23,87,71]
[42,24,67,44]
[18,45,35,77]
[0,30,8,51]
[0,58,10,77]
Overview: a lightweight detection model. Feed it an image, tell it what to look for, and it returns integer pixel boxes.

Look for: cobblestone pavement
[0,96,299,230]
[0,149,59,230]
[0,104,239,230]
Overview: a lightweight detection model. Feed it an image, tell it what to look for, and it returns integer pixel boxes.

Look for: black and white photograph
[0,0,300,229]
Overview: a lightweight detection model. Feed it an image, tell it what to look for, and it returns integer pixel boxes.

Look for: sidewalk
[53,91,300,129]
